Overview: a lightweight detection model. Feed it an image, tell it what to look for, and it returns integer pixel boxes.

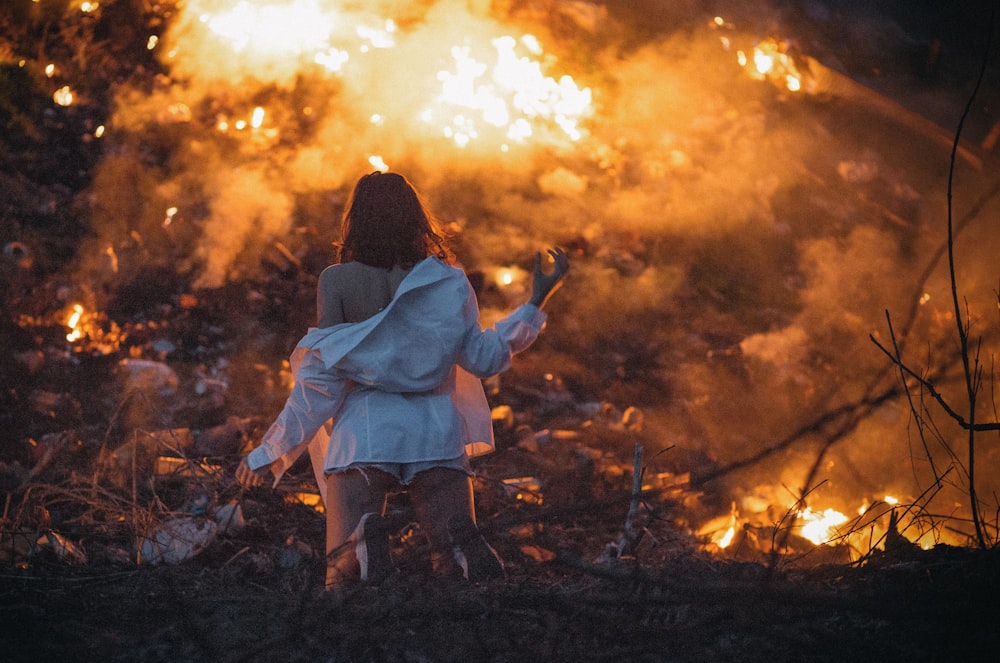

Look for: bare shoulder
[318,262,360,291]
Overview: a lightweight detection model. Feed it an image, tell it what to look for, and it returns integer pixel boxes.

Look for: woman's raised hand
[529,247,570,309]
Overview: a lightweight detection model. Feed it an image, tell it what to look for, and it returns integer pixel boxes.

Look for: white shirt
[247,256,546,483]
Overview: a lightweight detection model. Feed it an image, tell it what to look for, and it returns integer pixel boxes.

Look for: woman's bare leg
[324,468,394,586]
[408,467,475,575]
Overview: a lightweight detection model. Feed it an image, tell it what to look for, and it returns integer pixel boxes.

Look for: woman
[236,172,568,585]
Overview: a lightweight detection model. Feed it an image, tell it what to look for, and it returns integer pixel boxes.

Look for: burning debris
[2,0,1000,632]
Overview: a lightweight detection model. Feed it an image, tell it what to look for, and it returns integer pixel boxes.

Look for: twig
[618,443,645,557]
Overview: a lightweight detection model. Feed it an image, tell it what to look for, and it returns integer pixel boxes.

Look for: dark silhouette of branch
[870,330,1000,433]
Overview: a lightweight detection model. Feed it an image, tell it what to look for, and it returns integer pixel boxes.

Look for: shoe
[447,513,505,581]
[355,512,393,583]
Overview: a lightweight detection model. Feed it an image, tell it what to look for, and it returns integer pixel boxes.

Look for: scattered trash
[187,494,210,516]
[143,428,194,452]
[193,416,250,456]
[118,358,179,397]
[516,428,579,452]
[150,338,176,356]
[276,535,313,570]
[0,529,37,566]
[36,530,88,565]
[643,471,691,495]
[502,477,543,505]
[154,456,222,477]
[490,404,515,429]
[214,502,245,534]
[139,517,218,565]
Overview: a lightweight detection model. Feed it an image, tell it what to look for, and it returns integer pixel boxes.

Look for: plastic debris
[276,536,313,570]
[118,358,179,396]
[139,517,218,565]
[214,502,245,534]
[37,531,88,565]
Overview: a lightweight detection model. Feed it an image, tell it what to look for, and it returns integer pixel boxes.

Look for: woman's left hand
[529,246,570,309]
[235,458,271,488]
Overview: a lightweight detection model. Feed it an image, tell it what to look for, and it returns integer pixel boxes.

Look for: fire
[199,0,342,59]
[796,506,848,546]
[62,303,124,354]
[424,35,592,149]
[66,304,85,342]
[170,0,592,152]
[495,268,517,287]
[737,38,807,93]
[53,86,74,107]
[698,503,740,550]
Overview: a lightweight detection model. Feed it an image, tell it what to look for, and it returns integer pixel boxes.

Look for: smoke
[77,0,1000,540]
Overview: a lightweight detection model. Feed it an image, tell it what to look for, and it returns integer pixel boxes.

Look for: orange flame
[66,304,85,342]
[175,0,592,152]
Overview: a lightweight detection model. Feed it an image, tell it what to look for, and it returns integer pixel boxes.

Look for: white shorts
[329,454,472,485]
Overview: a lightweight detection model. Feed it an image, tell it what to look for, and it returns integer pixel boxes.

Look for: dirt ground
[4,518,999,662]
[3,426,1000,662]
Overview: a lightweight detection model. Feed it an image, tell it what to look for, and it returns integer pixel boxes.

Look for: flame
[171,0,592,152]
[66,304,85,342]
[797,506,848,545]
[200,0,340,57]
[62,303,124,354]
[424,35,592,149]
[699,502,740,549]
[495,267,517,287]
[737,37,806,93]
[53,86,74,106]
[717,525,736,549]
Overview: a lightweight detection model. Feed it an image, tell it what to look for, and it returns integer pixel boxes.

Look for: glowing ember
[797,506,848,545]
[250,106,265,129]
[53,86,74,106]
[66,304,85,342]
[61,303,124,354]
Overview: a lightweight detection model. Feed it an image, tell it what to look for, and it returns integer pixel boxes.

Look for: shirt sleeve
[456,296,548,378]
[245,349,349,470]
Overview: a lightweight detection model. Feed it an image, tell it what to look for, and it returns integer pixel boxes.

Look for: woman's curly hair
[337,172,453,268]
